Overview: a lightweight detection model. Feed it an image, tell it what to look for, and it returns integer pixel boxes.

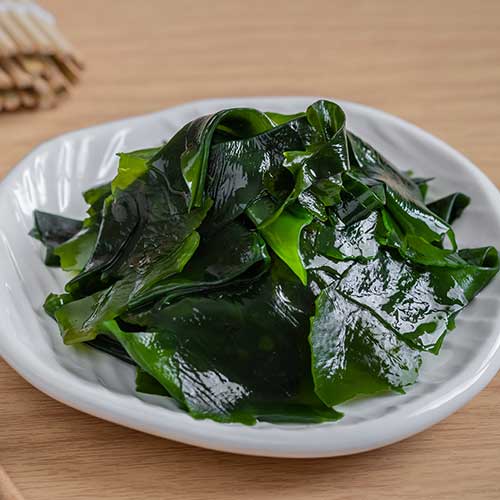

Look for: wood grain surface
[1,1,499,499]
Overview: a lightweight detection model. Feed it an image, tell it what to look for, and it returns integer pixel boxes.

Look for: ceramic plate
[1,97,500,458]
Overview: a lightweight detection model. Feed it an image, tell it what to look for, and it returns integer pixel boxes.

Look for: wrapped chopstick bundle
[0,0,83,111]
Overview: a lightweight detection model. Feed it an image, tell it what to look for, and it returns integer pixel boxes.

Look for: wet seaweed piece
[107,262,341,424]
[30,210,83,266]
[427,192,470,225]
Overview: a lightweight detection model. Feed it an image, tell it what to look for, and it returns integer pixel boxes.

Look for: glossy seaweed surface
[32,100,499,424]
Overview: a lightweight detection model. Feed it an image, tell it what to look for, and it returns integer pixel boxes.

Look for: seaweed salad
[31,100,499,424]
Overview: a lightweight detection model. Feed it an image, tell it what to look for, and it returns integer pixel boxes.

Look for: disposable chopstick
[0,65,13,89]
[32,77,56,108]
[0,27,17,57]
[0,11,32,54]
[43,55,70,90]
[2,89,21,111]
[54,54,80,84]
[16,54,44,76]
[0,465,25,500]
[20,88,36,108]
[9,8,52,54]
[0,57,32,88]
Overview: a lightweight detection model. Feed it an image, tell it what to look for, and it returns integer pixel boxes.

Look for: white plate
[1,97,500,458]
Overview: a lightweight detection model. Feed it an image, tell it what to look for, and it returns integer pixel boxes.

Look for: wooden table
[1,1,499,498]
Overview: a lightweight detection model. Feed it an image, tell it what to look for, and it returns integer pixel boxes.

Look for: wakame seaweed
[31,100,499,424]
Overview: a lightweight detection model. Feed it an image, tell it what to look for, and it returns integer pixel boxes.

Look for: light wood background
[1,1,500,499]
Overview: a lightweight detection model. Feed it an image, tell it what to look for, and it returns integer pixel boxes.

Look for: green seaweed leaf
[256,205,313,285]
[30,210,83,266]
[109,262,341,424]
[310,285,421,406]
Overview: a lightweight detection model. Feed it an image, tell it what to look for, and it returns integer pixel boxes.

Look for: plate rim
[1,96,500,458]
